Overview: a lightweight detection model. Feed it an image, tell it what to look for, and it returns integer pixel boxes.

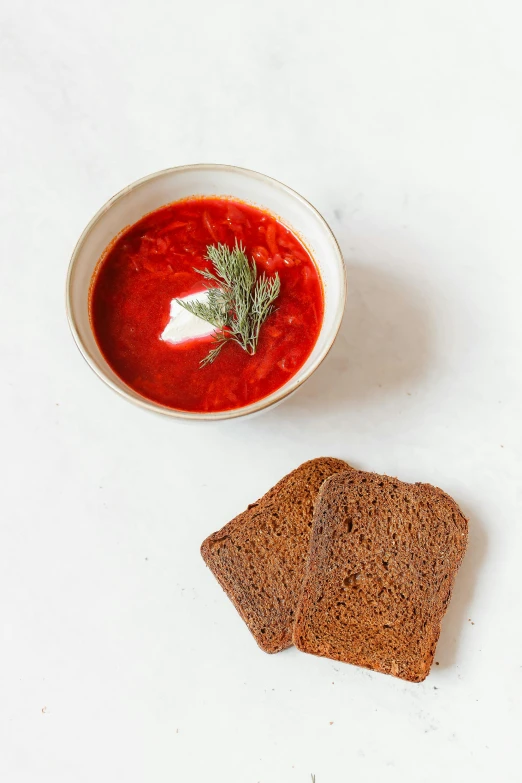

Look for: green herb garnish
[177,241,280,367]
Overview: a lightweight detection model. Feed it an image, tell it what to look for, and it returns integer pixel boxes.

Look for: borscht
[89,197,324,412]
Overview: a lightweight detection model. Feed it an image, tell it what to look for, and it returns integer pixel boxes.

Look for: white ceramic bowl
[66,164,346,420]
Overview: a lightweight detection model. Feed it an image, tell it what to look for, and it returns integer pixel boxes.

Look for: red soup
[89,197,324,412]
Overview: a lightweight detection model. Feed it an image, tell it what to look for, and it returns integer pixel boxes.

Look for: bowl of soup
[66,164,346,419]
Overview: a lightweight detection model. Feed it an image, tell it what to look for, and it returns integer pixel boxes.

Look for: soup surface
[90,197,324,412]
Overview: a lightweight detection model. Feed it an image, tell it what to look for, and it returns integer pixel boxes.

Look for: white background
[1,1,521,781]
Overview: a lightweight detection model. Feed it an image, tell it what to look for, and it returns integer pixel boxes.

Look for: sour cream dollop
[160,291,217,345]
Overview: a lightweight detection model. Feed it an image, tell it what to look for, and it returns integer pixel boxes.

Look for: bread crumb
[329,721,334,725]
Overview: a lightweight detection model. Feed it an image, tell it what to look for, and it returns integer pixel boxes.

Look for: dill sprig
[177,241,280,367]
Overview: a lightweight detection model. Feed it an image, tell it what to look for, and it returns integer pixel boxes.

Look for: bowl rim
[66,163,347,420]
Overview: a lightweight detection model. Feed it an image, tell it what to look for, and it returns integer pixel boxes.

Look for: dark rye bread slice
[201,458,352,653]
[293,471,468,682]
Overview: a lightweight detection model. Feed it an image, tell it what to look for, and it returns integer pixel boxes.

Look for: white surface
[1,1,521,781]
[161,291,217,345]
